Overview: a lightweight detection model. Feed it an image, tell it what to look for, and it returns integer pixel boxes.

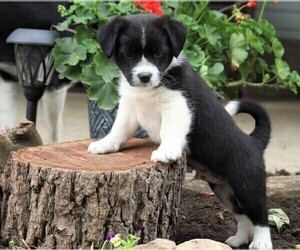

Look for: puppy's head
[97,14,186,87]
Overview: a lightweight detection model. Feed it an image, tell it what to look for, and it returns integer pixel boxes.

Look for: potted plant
[52,0,300,137]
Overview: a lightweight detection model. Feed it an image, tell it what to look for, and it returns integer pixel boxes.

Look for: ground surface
[175,188,300,249]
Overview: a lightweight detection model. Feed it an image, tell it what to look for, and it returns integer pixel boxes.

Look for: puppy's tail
[225,100,271,149]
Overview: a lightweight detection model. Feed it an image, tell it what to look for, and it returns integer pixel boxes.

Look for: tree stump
[0,120,42,172]
[1,139,186,249]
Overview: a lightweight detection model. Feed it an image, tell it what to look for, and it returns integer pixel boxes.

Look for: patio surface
[13,86,300,174]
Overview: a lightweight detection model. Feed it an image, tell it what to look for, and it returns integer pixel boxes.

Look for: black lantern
[6,28,59,123]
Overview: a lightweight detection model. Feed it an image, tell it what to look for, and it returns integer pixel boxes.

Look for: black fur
[98,13,271,232]
[167,59,270,226]
[98,14,184,86]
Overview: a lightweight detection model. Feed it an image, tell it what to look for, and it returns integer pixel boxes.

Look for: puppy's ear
[97,17,126,58]
[158,15,186,57]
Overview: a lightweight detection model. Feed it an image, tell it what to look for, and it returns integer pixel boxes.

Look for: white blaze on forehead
[131,57,161,87]
[141,26,146,47]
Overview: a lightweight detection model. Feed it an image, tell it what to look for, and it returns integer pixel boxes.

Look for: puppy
[88,14,272,249]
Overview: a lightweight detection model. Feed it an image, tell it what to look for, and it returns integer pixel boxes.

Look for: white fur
[225,100,239,116]
[165,53,185,72]
[226,214,254,247]
[131,57,161,87]
[42,85,68,143]
[141,27,146,47]
[249,226,272,249]
[88,73,192,163]
[0,76,19,127]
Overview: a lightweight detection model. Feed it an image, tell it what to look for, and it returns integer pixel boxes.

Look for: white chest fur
[88,75,192,163]
[119,75,192,149]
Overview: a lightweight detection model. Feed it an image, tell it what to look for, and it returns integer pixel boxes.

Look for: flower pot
[88,100,148,139]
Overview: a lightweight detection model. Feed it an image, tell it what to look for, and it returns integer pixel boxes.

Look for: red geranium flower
[134,0,164,15]
[247,0,257,8]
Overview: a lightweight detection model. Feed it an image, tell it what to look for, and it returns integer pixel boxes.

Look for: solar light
[6,28,59,123]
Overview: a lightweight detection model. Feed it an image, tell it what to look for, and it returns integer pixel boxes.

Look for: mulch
[175,188,300,249]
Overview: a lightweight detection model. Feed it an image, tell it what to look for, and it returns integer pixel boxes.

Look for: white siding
[254,2,300,40]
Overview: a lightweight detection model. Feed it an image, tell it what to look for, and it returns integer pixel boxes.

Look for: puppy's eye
[123,52,133,59]
[154,52,162,58]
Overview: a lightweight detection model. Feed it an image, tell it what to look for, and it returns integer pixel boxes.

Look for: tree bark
[0,120,42,172]
[1,139,186,249]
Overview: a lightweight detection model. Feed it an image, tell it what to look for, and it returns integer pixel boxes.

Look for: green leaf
[82,39,100,54]
[94,3,113,22]
[121,234,140,248]
[198,24,221,47]
[258,20,276,40]
[263,73,271,83]
[80,64,119,110]
[257,58,269,73]
[239,60,253,80]
[58,64,82,81]
[289,71,300,87]
[73,3,96,24]
[285,70,300,93]
[165,1,179,9]
[229,33,248,68]
[52,37,87,66]
[268,208,290,232]
[208,63,224,76]
[75,25,95,43]
[200,65,208,77]
[272,37,284,58]
[54,18,72,31]
[184,45,205,68]
[115,2,133,13]
[244,29,264,55]
[269,214,285,232]
[275,59,290,80]
[94,53,119,83]
[176,14,200,31]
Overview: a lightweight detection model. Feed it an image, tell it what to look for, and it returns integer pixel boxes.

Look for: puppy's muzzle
[138,72,152,83]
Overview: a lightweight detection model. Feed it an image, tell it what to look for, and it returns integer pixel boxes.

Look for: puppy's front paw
[225,235,250,248]
[88,139,119,154]
[249,240,273,250]
[151,146,183,163]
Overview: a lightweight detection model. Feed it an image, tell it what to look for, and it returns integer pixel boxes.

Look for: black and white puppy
[88,14,272,249]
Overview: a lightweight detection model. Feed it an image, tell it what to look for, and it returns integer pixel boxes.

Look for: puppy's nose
[138,72,152,83]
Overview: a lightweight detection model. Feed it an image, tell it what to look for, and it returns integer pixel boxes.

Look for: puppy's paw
[151,146,182,163]
[88,139,119,154]
[249,240,273,250]
[225,235,249,248]
[249,226,272,249]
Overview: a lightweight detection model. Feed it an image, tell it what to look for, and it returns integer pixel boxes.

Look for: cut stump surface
[1,139,186,249]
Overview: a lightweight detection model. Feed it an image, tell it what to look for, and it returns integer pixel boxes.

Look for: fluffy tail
[225,100,271,149]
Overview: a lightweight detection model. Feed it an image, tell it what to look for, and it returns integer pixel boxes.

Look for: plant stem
[101,240,108,250]
[226,79,263,87]
[258,0,268,21]
[219,2,244,13]
[226,79,286,89]
[195,0,209,22]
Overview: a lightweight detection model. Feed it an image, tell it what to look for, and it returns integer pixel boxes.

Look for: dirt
[175,188,300,249]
